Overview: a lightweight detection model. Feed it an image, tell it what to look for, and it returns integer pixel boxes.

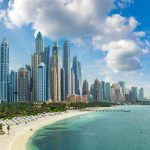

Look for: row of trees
[0,102,116,119]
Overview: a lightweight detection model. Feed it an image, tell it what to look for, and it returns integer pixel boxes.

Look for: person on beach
[7,124,10,135]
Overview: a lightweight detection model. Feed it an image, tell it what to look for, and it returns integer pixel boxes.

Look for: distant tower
[82,80,89,96]
[93,79,101,102]
[9,70,17,103]
[35,32,44,54]
[61,68,65,101]
[118,81,125,100]
[25,65,32,102]
[38,63,46,102]
[0,38,9,103]
[101,81,106,101]
[105,82,111,102]
[90,84,94,97]
[51,42,61,101]
[72,56,82,95]
[139,88,144,101]
[71,68,75,95]
[18,67,30,102]
[131,87,138,101]
[63,41,71,100]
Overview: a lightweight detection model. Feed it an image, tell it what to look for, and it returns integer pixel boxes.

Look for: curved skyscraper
[0,38,9,103]
[63,41,70,100]
[72,56,82,95]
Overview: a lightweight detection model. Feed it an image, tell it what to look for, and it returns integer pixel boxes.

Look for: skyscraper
[101,81,106,101]
[72,56,82,95]
[25,65,32,102]
[63,41,71,100]
[93,79,101,102]
[111,83,122,101]
[139,88,144,101]
[71,68,75,95]
[61,68,65,101]
[31,53,41,102]
[82,80,89,96]
[38,63,46,102]
[18,67,30,102]
[51,42,61,101]
[0,38,9,103]
[9,70,17,103]
[105,82,111,102]
[118,81,125,100]
[35,32,44,54]
[131,87,138,101]
[41,46,51,100]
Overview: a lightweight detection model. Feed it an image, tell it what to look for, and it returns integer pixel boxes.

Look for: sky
[0,0,150,97]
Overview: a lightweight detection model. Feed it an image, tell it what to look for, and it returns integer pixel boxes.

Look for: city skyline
[0,34,145,103]
[0,0,150,97]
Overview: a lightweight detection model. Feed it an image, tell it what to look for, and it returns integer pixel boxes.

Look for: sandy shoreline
[0,110,88,150]
[0,106,121,150]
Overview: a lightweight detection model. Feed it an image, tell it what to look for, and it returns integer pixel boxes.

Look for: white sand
[0,110,88,150]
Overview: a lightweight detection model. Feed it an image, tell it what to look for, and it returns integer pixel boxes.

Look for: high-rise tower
[38,63,46,102]
[93,79,101,102]
[18,67,30,102]
[105,82,111,102]
[82,80,89,96]
[31,53,41,102]
[51,42,61,101]
[0,38,9,103]
[139,88,144,101]
[101,81,106,101]
[72,56,82,95]
[9,70,17,103]
[61,68,65,101]
[35,32,44,54]
[63,41,70,100]
[41,46,51,100]
[71,68,75,95]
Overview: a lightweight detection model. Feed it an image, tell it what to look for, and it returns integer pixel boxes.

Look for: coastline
[0,110,88,150]
[0,106,120,150]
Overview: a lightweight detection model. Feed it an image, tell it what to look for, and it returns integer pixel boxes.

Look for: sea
[27,105,150,150]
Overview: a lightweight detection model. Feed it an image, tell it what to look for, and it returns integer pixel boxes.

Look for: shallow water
[27,105,150,150]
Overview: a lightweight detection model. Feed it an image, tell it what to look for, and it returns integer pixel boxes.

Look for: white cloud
[0,0,115,38]
[0,0,148,73]
[102,39,146,72]
[92,15,138,48]
[92,15,149,72]
[0,0,3,3]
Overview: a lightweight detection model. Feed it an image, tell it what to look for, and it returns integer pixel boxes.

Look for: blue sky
[0,0,150,97]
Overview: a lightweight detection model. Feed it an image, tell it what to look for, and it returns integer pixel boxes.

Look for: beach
[0,106,121,150]
[0,110,88,150]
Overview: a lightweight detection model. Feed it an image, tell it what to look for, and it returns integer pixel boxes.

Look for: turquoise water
[27,105,150,150]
